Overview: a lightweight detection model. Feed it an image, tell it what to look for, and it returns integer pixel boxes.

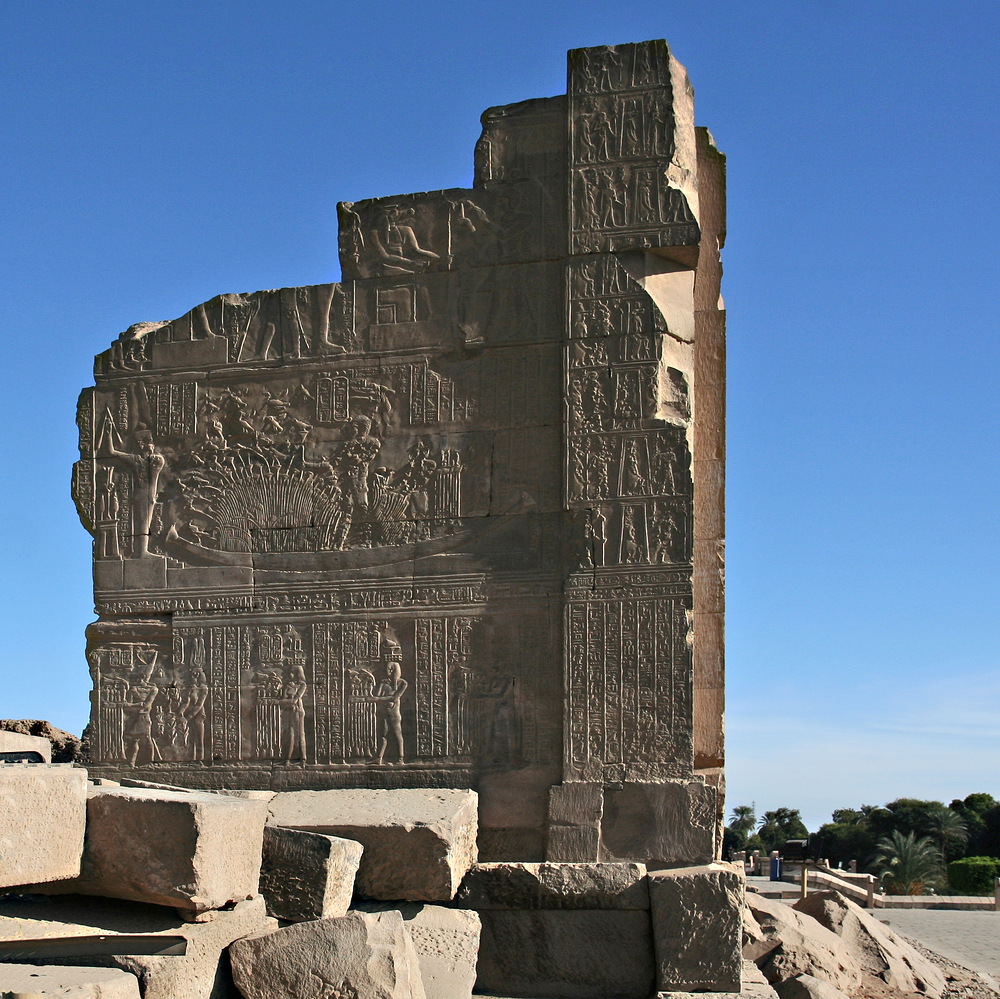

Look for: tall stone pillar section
[72,38,724,867]
[554,40,725,864]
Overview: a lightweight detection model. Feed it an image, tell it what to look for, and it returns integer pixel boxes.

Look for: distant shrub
[947,856,1000,895]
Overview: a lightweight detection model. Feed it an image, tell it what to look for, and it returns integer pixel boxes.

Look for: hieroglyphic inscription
[569,40,699,255]
[565,569,691,778]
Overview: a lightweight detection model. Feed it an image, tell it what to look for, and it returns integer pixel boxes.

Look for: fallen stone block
[260,825,362,921]
[0,764,86,889]
[648,862,744,992]
[117,777,275,802]
[546,782,602,861]
[745,893,861,991]
[0,729,51,761]
[0,963,140,998]
[600,779,717,866]
[356,902,480,999]
[268,788,477,901]
[0,893,276,999]
[457,861,648,909]
[774,972,854,999]
[23,785,268,912]
[475,909,654,998]
[229,909,425,999]
[793,890,947,997]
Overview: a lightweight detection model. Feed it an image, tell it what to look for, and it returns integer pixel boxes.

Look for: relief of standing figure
[373,642,408,765]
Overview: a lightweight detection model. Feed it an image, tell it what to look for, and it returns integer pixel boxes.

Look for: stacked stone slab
[267,788,479,900]
[72,37,726,869]
[458,861,744,996]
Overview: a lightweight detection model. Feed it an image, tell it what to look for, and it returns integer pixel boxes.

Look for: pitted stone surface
[0,764,86,889]
[268,788,477,901]
[648,862,744,992]
[354,902,481,999]
[229,909,426,999]
[457,861,649,909]
[260,825,363,921]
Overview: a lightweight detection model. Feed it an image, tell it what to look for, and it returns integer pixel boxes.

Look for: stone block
[355,902,481,999]
[648,862,744,992]
[457,861,648,909]
[0,893,275,999]
[546,782,602,861]
[601,779,717,866]
[229,910,425,999]
[268,788,477,901]
[547,781,602,824]
[0,764,86,889]
[546,823,601,861]
[0,964,140,999]
[475,909,654,998]
[0,730,51,761]
[29,785,268,912]
[260,825,363,922]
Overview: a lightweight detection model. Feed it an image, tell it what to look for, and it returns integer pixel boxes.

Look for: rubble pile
[0,758,744,999]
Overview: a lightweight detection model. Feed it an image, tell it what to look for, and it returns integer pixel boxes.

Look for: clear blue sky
[2,1,997,832]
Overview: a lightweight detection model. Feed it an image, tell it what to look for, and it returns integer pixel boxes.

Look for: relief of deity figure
[373,643,408,765]
[98,419,165,558]
[281,664,308,762]
[186,651,209,761]
[371,204,441,275]
[124,650,161,766]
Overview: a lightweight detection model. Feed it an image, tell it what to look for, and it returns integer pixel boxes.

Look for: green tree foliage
[757,807,808,853]
[873,830,943,895]
[950,794,1000,857]
[947,856,1000,895]
[722,804,756,857]
[926,805,968,860]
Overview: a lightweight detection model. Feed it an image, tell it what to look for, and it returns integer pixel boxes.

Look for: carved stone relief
[74,40,723,855]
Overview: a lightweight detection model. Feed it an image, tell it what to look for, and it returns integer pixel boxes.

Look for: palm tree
[873,830,943,895]
[926,806,968,859]
[729,805,756,836]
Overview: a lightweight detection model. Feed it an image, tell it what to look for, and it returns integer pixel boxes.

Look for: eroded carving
[75,39,718,816]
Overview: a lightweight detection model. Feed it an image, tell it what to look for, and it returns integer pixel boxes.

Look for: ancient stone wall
[73,39,726,862]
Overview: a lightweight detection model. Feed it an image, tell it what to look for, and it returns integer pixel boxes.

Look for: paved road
[877,909,1000,986]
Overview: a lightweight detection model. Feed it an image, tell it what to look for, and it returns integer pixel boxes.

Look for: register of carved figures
[73,40,726,861]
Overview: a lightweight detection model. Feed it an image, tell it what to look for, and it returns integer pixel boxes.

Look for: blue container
[770,856,782,881]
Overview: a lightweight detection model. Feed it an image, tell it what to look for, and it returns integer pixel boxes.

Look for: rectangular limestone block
[0,964,140,999]
[30,785,269,911]
[600,779,717,866]
[476,909,654,998]
[355,902,481,999]
[0,730,51,761]
[0,894,276,999]
[260,825,363,921]
[0,764,86,888]
[546,823,601,862]
[230,910,426,999]
[268,788,477,901]
[457,862,648,910]
[547,782,603,826]
[648,862,744,992]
